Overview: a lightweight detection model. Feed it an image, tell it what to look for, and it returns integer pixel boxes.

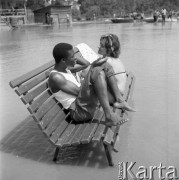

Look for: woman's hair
[100,34,121,58]
[53,43,73,64]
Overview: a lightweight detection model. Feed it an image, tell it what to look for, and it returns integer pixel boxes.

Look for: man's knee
[98,70,105,78]
[90,62,114,83]
[101,62,112,69]
[90,66,104,84]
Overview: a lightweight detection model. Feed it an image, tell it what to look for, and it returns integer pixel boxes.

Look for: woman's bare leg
[106,75,136,112]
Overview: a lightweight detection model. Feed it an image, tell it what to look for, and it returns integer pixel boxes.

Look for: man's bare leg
[93,71,126,126]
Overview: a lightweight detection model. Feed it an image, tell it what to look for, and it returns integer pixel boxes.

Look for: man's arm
[50,73,80,96]
[69,64,89,73]
[69,57,108,73]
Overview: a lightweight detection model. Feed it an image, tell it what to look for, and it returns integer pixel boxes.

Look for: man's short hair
[53,43,73,64]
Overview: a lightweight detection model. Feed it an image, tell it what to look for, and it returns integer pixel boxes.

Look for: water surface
[0,22,179,180]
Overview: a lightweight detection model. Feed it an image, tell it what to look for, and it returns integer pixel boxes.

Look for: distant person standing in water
[66,14,70,23]
[168,9,173,21]
[153,9,160,22]
[161,8,167,22]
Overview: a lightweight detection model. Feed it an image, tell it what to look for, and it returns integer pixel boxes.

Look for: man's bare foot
[105,112,129,127]
[113,101,136,112]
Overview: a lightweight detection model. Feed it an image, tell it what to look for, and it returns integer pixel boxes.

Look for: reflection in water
[0,22,179,180]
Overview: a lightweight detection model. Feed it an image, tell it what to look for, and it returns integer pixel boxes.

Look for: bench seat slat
[9,60,55,88]
[33,98,58,121]
[71,123,89,146]
[55,124,76,147]
[21,81,48,104]
[16,68,53,95]
[80,108,104,144]
[39,104,62,129]
[92,108,104,122]
[61,124,84,147]
[43,110,66,137]
[92,112,106,142]
[123,73,133,101]
[103,120,119,146]
[80,123,99,144]
[27,90,52,113]
[103,128,114,146]
[126,74,135,102]
[58,108,104,146]
[92,124,106,142]
[50,119,69,143]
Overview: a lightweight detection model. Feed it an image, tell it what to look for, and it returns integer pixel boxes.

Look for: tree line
[1,0,179,19]
[78,0,179,19]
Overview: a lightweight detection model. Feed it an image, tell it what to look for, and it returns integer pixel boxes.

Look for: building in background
[33,4,72,24]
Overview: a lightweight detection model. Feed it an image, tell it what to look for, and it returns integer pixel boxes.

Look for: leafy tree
[26,0,44,10]
[1,0,179,16]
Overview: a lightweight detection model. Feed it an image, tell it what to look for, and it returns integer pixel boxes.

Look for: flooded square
[0,21,179,179]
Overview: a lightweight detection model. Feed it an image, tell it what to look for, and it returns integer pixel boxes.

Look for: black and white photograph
[0,0,179,179]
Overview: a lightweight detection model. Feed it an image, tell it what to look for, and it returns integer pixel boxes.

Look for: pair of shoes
[113,101,136,112]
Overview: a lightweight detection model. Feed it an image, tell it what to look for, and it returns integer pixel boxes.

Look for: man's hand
[91,57,107,67]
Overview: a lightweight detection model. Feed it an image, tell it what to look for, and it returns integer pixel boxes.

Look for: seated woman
[98,33,127,95]
[48,43,135,126]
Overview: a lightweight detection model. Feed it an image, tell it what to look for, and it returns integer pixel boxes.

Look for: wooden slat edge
[80,123,99,144]
[21,81,48,104]
[126,74,135,102]
[62,124,83,147]
[9,60,55,88]
[27,90,52,113]
[15,67,53,96]
[80,108,104,144]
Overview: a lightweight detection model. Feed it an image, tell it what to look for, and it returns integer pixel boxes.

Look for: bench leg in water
[103,143,114,166]
[53,147,60,162]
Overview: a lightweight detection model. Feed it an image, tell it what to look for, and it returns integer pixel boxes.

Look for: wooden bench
[9,59,135,166]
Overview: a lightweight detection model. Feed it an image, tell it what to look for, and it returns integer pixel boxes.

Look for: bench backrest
[9,60,67,131]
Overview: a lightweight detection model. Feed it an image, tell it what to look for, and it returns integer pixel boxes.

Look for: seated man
[48,43,135,126]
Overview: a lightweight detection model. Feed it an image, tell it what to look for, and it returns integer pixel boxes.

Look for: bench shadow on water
[0,115,109,169]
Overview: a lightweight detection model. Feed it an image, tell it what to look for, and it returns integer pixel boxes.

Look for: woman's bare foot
[105,112,129,127]
[113,101,136,112]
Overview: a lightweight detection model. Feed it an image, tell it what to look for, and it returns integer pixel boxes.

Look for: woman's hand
[91,57,107,67]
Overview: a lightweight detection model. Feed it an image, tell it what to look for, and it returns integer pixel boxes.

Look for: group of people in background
[130,8,179,23]
[131,11,144,21]
[153,8,178,22]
